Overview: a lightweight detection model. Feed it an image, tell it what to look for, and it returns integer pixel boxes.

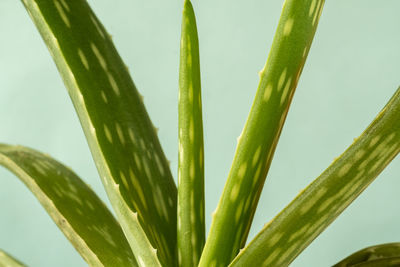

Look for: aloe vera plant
[1,0,399,266]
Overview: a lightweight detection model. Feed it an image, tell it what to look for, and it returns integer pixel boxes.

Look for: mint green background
[0,1,399,266]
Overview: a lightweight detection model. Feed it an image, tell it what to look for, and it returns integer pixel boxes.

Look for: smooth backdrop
[0,0,399,266]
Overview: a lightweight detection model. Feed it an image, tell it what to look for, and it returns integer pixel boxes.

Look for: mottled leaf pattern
[21,0,177,266]
[0,144,137,266]
[9,0,399,266]
[0,250,26,267]
[334,243,400,267]
[177,1,205,266]
[199,1,325,266]
[230,87,400,267]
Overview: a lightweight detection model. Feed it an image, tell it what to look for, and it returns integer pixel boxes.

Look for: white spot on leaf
[90,42,107,69]
[115,122,125,145]
[107,72,120,96]
[280,77,292,105]
[309,0,317,16]
[283,18,294,36]
[103,124,113,143]
[101,90,108,103]
[263,84,273,102]
[90,15,105,39]
[55,1,70,28]
[277,68,287,91]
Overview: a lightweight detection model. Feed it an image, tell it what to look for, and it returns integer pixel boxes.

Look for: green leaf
[229,87,400,267]
[21,0,177,265]
[349,257,400,267]
[199,0,325,266]
[0,144,137,266]
[177,1,205,266]
[334,243,400,267]
[0,250,26,267]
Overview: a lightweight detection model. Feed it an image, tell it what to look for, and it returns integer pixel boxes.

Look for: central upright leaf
[178,1,205,266]
[21,0,177,265]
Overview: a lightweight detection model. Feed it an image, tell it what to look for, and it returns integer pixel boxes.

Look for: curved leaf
[0,144,137,266]
[21,0,177,265]
[199,0,325,266]
[334,243,400,267]
[229,87,400,267]
[351,257,400,267]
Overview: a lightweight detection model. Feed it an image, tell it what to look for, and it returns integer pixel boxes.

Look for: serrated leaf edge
[21,1,161,266]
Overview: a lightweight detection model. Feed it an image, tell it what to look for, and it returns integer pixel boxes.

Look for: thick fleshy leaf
[177,1,205,266]
[0,250,26,267]
[0,144,137,266]
[334,243,400,267]
[199,0,325,266]
[21,0,177,265]
[350,257,400,267]
[229,87,400,267]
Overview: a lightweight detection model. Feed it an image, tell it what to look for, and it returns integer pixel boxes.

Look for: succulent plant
[1,0,399,266]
